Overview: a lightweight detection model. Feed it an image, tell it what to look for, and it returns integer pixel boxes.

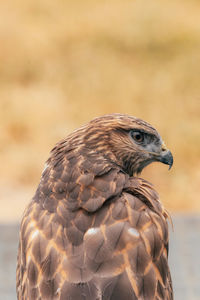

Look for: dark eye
[130,131,144,143]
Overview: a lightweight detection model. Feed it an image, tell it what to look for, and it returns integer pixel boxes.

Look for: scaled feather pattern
[17,114,173,300]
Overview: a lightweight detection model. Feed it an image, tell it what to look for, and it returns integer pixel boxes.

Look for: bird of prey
[17,114,173,300]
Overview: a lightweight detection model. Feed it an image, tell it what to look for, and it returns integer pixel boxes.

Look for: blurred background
[0,0,200,299]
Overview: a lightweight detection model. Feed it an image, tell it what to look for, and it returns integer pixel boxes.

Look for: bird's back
[17,172,173,299]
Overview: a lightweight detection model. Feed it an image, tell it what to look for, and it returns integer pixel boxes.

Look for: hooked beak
[158,142,173,170]
[160,150,173,169]
[134,142,173,175]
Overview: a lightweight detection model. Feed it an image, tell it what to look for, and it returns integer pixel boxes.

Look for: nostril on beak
[161,142,167,152]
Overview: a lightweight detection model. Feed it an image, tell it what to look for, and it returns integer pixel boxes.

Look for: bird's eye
[130,131,144,143]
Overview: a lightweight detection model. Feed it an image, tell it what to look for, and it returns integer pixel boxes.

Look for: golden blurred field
[0,0,200,222]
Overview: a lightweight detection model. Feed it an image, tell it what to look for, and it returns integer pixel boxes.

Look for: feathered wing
[17,155,173,300]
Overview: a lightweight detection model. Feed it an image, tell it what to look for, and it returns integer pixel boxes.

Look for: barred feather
[17,114,173,300]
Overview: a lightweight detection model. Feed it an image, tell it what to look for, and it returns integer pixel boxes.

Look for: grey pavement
[0,215,199,300]
[169,215,200,300]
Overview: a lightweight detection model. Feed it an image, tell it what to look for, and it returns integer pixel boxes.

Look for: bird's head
[82,114,173,176]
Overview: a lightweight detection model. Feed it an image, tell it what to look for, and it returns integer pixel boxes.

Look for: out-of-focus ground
[0,0,200,221]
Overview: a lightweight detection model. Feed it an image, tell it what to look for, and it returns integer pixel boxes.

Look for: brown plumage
[16,114,174,300]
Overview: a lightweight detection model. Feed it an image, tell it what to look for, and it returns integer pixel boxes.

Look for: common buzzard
[17,114,173,300]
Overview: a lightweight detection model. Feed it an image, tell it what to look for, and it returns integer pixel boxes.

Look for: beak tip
[168,164,172,170]
[160,150,173,170]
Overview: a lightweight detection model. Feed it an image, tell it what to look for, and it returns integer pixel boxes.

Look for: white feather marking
[86,228,99,235]
[55,287,61,294]
[30,229,39,240]
[128,228,140,237]
[42,163,49,174]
